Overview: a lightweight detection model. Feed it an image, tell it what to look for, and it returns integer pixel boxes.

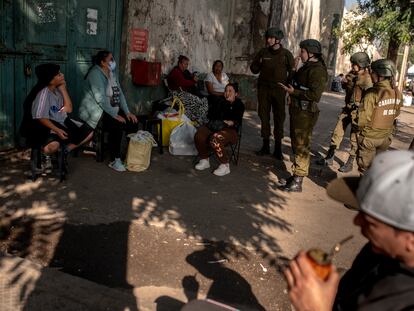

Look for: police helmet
[299,39,322,54]
[265,28,284,40]
[350,52,371,68]
[371,59,396,77]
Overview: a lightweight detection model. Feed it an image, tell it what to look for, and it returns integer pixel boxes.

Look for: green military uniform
[251,44,295,145]
[318,51,372,172]
[357,79,402,172]
[290,60,328,176]
[330,70,372,156]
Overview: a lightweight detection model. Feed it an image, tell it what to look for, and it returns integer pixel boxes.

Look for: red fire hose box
[131,59,161,86]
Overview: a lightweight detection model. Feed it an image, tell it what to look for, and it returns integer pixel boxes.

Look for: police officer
[250,27,295,159]
[278,39,328,192]
[317,52,372,172]
[357,59,403,173]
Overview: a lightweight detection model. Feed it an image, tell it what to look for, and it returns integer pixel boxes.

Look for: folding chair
[229,122,242,165]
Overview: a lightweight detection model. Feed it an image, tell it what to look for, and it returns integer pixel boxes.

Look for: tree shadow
[0,106,292,310]
[155,239,267,311]
[0,150,139,310]
[0,93,369,310]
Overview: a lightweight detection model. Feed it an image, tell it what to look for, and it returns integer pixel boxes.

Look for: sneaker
[195,159,210,171]
[213,163,230,176]
[42,155,53,173]
[108,158,126,172]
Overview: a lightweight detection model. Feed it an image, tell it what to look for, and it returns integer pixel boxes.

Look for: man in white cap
[284,150,414,311]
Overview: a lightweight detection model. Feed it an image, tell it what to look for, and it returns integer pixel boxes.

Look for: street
[1,92,413,311]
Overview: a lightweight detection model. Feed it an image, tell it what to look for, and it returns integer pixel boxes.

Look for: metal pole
[398,44,410,92]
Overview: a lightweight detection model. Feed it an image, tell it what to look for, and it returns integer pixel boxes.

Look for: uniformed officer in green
[317,52,372,172]
[357,59,403,173]
[278,39,328,192]
[250,27,295,159]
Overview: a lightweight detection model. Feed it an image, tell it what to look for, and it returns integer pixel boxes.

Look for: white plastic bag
[169,121,198,155]
[125,131,158,172]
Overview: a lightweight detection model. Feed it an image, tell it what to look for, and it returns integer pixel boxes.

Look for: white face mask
[108,61,116,71]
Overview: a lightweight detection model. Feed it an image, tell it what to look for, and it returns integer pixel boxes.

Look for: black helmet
[371,59,396,77]
[350,52,371,68]
[299,39,322,54]
[265,27,284,40]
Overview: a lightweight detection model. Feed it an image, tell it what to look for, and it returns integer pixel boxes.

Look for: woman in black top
[194,83,244,176]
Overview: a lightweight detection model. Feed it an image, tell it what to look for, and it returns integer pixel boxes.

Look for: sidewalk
[0,92,413,310]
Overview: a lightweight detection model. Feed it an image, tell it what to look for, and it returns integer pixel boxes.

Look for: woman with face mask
[79,50,138,172]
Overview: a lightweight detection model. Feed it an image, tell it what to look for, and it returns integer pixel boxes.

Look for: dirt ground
[1,92,413,311]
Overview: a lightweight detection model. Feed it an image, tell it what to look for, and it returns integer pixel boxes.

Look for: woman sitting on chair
[194,83,244,176]
[205,60,229,97]
[79,50,138,172]
[167,55,209,126]
[167,55,199,95]
[21,63,93,156]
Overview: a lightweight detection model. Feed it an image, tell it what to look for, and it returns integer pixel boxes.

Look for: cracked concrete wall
[224,0,344,75]
[123,0,343,75]
[126,0,233,75]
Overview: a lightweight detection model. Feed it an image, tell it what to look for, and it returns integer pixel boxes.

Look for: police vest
[370,88,401,129]
[258,47,292,85]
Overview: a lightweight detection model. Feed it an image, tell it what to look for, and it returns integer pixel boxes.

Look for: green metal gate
[0,0,123,150]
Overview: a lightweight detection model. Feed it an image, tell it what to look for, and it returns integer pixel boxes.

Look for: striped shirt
[32,87,67,126]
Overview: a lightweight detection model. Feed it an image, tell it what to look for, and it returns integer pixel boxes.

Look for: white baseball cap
[327,150,414,231]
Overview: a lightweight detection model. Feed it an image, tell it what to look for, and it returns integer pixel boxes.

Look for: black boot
[273,140,283,160]
[256,139,270,156]
[316,145,336,166]
[280,175,303,192]
[338,155,355,173]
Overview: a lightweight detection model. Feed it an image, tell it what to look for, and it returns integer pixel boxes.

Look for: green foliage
[337,0,413,55]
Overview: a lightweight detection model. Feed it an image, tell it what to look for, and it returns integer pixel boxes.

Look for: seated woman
[194,83,245,176]
[205,60,229,96]
[167,56,209,126]
[79,50,138,172]
[167,55,199,95]
[21,63,93,158]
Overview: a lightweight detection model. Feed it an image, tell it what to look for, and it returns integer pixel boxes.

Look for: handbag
[125,131,158,172]
[157,96,191,146]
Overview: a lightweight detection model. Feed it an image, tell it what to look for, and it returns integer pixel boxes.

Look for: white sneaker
[213,163,230,176]
[195,159,210,171]
[108,158,126,172]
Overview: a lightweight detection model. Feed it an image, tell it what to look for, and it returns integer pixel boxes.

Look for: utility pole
[398,44,410,92]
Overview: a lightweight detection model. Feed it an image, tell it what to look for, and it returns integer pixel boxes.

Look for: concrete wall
[126,0,233,74]
[120,0,344,112]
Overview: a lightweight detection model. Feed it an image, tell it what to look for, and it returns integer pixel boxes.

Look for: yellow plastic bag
[157,96,189,146]
[125,131,157,172]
